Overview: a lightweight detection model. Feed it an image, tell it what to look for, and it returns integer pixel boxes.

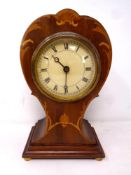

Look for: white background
[0,0,131,175]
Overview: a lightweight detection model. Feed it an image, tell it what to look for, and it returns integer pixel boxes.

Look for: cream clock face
[32,33,100,102]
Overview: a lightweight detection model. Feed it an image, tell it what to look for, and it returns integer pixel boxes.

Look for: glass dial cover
[32,32,100,102]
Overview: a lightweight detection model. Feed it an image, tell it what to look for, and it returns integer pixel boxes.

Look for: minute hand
[64,72,68,94]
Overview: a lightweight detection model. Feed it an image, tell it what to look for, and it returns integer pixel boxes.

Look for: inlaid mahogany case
[20,9,112,159]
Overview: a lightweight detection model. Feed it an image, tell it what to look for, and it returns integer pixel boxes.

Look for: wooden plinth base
[22,118,105,159]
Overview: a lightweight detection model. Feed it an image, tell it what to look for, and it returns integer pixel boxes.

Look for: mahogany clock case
[20,9,112,159]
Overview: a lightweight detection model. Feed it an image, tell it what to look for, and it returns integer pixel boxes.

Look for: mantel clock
[20,9,112,159]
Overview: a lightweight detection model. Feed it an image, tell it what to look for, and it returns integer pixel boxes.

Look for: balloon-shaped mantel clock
[20,9,112,160]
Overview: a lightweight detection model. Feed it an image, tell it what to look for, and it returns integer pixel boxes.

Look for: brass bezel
[31,32,101,102]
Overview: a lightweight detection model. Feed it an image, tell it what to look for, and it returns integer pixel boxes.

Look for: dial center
[63,66,70,73]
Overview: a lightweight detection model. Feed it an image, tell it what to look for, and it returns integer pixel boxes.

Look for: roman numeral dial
[53,85,58,91]
[51,45,57,52]
[33,34,99,101]
[64,43,68,50]
[44,77,50,83]
[85,67,91,71]
[41,68,47,72]
[82,77,88,82]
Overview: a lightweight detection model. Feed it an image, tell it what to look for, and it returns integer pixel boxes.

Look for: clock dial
[32,33,100,101]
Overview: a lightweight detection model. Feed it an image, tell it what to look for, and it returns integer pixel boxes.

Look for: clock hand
[64,66,70,94]
[52,55,70,73]
[52,55,64,68]
[64,72,68,94]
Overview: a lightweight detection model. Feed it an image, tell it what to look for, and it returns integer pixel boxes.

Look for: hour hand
[52,55,64,68]
[52,55,59,63]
